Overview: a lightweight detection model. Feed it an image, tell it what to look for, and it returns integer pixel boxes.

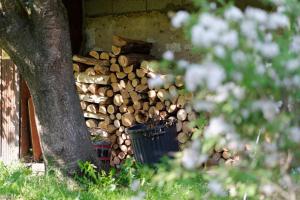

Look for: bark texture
[0,0,98,174]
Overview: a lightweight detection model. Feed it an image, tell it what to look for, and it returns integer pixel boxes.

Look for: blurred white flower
[290,35,300,53]
[257,42,279,58]
[285,59,300,71]
[268,12,290,30]
[240,20,258,40]
[171,10,190,28]
[148,75,164,89]
[252,100,280,121]
[261,184,276,196]
[181,140,207,169]
[208,180,226,196]
[224,6,243,22]
[232,50,246,65]
[199,13,228,32]
[220,30,239,49]
[214,45,226,58]
[205,117,232,138]
[130,180,140,192]
[163,50,174,61]
[289,127,300,143]
[193,100,215,112]
[245,7,268,24]
[184,62,225,91]
[177,59,190,69]
[191,24,218,47]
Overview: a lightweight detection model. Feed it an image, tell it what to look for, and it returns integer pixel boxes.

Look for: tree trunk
[27,61,98,174]
[0,0,99,175]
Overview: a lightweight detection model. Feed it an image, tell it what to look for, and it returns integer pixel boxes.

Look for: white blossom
[245,7,268,24]
[252,100,280,121]
[256,42,280,58]
[163,50,174,61]
[148,75,164,89]
[220,30,239,49]
[177,59,189,69]
[268,12,290,30]
[171,11,190,28]
[214,45,226,58]
[204,117,232,138]
[285,59,300,71]
[191,24,218,47]
[199,13,228,33]
[240,20,258,40]
[289,127,300,143]
[130,180,140,192]
[181,140,207,169]
[290,35,300,53]
[232,50,246,65]
[184,62,225,91]
[224,6,243,22]
[193,100,215,112]
[261,184,276,196]
[208,180,226,196]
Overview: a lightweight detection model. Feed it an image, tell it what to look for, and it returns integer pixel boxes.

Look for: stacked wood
[72,35,200,167]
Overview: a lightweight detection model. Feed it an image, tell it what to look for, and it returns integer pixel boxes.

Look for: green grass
[0,161,209,200]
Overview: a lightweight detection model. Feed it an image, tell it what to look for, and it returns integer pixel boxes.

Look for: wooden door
[0,50,20,164]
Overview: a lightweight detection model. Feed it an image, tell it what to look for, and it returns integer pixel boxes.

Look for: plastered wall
[84,0,197,60]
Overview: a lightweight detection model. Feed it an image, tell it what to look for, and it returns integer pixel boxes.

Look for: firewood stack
[72,35,232,167]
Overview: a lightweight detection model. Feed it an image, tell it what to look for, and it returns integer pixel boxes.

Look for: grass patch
[0,161,209,200]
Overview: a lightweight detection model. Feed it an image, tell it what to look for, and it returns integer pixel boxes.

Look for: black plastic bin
[127,120,179,164]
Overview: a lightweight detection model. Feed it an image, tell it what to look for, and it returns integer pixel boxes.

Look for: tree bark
[0,0,99,175]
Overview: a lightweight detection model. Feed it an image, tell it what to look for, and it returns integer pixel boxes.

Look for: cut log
[128,72,136,80]
[107,105,115,114]
[157,89,168,102]
[98,105,107,114]
[116,72,127,79]
[123,65,134,74]
[175,75,184,87]
[118,152,126,160]
[135,84,148,93]
[114,94,124,106]
[79,94,108,104]
[98,86,110,96]
[74,73,110,85]
[80,101,88,110]
[85,67,96,76]
[76,82,89,93]
[177,132,189,143]
[114,119,121,128]
[124,139,131,146]
[135,110,149,123]
[94,64,109,75]
[110,57,117,64]
[110,63,121,72]
[177,109,187,121]
[177,95,186,108]
[112,42,152,55]
[110,73,118,83]
[83,112,106,120]
[121,113,135,127]
[112,82,122,92]
[141,77,148,85]
[167,104,177,113]
[86,104,98,114]
[112,35,152,48]
[88,50,100,59]
[86,119,98,128]
[136,68,146,78]
[100,52,110,60]
[118,54,153,67]
[106,89,114,97]
[73,55,110,66]
[88,83,99,94]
